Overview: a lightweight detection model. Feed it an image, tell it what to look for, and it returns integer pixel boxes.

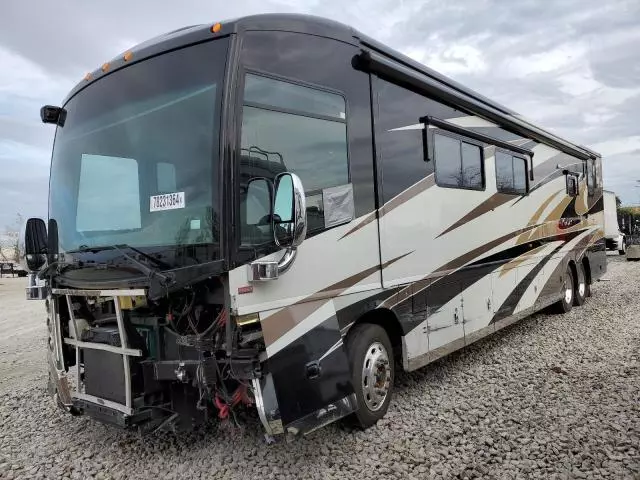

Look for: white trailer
[603,190,625,254]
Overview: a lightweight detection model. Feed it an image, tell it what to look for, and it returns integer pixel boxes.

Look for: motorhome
[24,14,606,440]
[603,190,626,254]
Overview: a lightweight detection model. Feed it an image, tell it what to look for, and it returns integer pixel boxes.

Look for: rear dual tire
[553,265,575,314]
[573,263,588,306]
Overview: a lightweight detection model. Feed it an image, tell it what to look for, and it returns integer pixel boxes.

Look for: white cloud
[505,43,586,79]
[424,43,488,76]
[0,47,73,102]
[591,136,640,158]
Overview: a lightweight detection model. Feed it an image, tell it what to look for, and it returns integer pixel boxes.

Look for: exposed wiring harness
[214,383,252,420]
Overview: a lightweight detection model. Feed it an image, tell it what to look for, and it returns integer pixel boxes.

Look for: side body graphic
[224,18,606,437]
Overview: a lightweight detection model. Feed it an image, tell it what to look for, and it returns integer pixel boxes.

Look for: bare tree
[0,214,23,262]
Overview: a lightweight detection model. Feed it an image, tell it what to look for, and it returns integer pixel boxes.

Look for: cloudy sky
[1,0,639,229]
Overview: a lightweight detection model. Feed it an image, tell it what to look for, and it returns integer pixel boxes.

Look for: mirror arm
[276,247,297,275]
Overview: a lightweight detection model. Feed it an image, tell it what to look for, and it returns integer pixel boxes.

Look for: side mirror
[248,173,307,282]
[22,218,48,272]
[273,173,307,248]
[40,105,66,126]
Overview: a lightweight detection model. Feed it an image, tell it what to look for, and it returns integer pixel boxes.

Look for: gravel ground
[1,254,639,480]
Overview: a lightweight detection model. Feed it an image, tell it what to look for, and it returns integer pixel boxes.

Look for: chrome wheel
[361,342,391,412]
[578,282,585,297]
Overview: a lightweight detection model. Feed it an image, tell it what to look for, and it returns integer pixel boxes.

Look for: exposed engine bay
[48,278,267,434]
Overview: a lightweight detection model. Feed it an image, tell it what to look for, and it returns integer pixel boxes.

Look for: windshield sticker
[150,192,185,212]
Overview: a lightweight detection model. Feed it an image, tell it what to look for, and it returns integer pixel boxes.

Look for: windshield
[49,39,228,261]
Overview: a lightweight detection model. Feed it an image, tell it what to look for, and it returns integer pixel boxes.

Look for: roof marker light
[123,51,133,62]
[211,23,222,33]
[84,73,92,81]
[102,63,110,73]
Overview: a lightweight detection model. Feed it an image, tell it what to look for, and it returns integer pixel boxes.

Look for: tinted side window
[240,30,375,222]
[433,133,484,190]
[239,73,349,243]
[462,143,483,187]
[434,134,462,187]
[495,151,513,191]
[495,150,527,194]
[513,158,527,192]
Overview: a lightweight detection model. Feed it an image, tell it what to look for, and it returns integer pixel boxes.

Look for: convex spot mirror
[273,173,307,248]
[22,218,47,272]
[563,170,579,197]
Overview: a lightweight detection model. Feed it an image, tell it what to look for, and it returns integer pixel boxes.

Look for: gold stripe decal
[498,244,548,277]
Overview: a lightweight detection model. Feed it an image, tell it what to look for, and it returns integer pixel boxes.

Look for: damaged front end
[44,282,286,436]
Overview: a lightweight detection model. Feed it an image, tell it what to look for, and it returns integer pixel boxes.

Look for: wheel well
[568,260,578,287]
[582,256,592,285]
[349,308,403,364]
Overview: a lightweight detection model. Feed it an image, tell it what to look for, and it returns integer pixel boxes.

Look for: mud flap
[260,299,356,437]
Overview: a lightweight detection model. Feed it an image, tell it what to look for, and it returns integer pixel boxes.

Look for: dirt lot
[0,275,47,392]
[1,255,639,479]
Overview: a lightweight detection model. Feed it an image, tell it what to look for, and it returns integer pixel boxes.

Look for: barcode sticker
[150,192,185,212]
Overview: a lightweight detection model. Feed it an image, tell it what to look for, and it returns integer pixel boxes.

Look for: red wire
[214,395,229,419]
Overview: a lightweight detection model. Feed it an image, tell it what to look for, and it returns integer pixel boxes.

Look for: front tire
[552,265,575,314]
[345,323,394,429]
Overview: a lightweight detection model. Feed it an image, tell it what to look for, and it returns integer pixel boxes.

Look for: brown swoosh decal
[380,223,540,309]
[340,174,435,240]
[260,251,413,347]
[437,193,515,238]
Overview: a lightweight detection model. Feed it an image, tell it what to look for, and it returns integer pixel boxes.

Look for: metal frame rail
[52,288,145,416]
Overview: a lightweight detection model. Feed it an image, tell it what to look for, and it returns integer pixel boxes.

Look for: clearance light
[102,62,110,73]
[211,23,222,33]
[84,73,92,81]
[123,51,133,62]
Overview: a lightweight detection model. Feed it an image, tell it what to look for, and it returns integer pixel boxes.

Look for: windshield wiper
[114,244,173,270]
[73,244,175,288]
[37,261,77,279]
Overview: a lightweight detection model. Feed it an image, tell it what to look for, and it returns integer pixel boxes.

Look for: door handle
[453,307,459,324]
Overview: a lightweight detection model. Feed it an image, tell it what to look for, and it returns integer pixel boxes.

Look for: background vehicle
[0,262,28,277]
[604,190,626,254]
[24,14,606,440]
